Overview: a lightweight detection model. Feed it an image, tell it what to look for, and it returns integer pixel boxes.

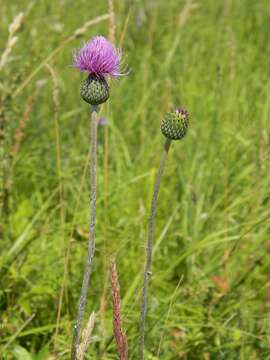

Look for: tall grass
[1,0,270,358]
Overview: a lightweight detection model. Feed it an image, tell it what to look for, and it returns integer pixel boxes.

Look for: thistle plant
[139,108,189,359]
[71,36,124,360]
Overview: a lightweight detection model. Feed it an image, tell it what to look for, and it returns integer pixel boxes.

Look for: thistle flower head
[74,36,122,77]
[161,107,189,140]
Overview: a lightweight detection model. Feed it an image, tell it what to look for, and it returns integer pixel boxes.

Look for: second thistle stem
[71,105,99,360]
[139,138,171,359]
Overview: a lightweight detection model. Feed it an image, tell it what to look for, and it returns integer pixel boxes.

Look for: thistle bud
[80,74,109,105]
[161,108,189,140]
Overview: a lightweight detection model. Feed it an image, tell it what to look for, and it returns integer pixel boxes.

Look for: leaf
[12,345,33,360]
[4,189,57,264]
[34,346,50,360]
[30,286,54,296]
[233,329,242,342]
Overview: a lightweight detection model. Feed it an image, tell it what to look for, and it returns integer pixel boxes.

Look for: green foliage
[1,0,270,358]
[12,345,49,360]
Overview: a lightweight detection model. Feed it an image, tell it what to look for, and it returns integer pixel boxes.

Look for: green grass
[1,0,270,358]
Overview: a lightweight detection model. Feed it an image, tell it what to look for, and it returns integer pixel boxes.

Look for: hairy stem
[71,105,99,360]
[139,138,171,359]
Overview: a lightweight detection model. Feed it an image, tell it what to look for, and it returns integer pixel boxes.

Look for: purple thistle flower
[74,36,122,78]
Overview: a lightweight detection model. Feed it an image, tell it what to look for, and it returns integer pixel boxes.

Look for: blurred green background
[1,0,270,358]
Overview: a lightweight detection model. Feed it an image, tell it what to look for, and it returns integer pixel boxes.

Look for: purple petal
[74,36,123,77]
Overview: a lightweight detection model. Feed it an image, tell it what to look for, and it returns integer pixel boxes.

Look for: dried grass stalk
[76,312,95,360]
[110,259,128,360]
[11,89,37,158]
[108,0,116,43]
[0,12,24,70]
[260,129,268,173]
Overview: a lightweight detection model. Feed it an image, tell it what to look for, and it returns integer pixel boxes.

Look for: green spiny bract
[161,108,189,140]
[80,74,109,105]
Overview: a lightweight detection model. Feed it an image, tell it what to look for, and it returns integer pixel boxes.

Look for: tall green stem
[71,105,99,360]
[139,138,171,359]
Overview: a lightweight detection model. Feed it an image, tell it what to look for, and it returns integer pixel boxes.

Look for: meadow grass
[1,0,270,358]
